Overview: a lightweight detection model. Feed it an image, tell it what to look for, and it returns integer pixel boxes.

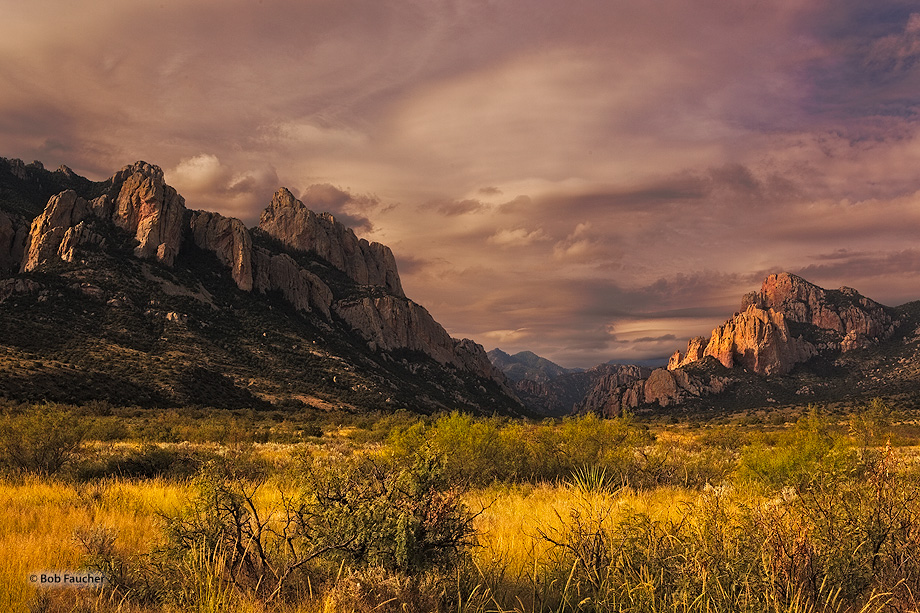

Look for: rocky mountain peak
[745,272,895,346]
[1,158,517,414]
[108,161,185,266]
[259,188,404,297]
[667,272,898,379]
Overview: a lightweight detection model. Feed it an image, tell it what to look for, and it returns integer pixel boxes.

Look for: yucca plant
[565,465,613,495]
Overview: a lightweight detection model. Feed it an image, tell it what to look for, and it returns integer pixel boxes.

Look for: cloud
[553,223,603,262]
[425,198,486,217]
[167,154,279,222]
[487,227,548,247]
[7,1,920,367]
[171,154,230,192]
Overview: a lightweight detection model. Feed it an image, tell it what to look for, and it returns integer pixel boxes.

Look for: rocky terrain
[488,349,651,416]
[0,157,522,415]
[493,273,920,417]
[585,273,918,415]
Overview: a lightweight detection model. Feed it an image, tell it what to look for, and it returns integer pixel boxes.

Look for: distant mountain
[488,348,649,416]
[0,157,524,415]
[486,349,578,382]
[582,272,920,415]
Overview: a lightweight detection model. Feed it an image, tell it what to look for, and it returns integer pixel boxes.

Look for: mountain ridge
[0,157,522,415]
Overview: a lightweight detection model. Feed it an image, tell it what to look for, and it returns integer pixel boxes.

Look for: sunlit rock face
[109,161,186,266]
[669,272,897,376]
[259,187,404,297]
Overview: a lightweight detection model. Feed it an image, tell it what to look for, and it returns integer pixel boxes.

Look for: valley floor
[3,402,920,613]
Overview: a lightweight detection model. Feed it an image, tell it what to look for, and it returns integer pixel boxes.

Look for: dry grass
[0,477,187,612]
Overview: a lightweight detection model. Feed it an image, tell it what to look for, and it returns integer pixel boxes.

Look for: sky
[3,0,920,368]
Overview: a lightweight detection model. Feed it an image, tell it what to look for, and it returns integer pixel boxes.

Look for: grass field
[2,401,919,612]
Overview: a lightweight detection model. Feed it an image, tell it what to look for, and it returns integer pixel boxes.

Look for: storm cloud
[4,1,920,367]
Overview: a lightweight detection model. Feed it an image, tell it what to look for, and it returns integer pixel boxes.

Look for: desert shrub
[387,412,651,486]
[767,446,920,605]
[0,404,87,475]
[530,447,920,613]
[628,441,736,489]
[300,454,477,573]
[77,444,213,480]
[738,408,841,487]
[115,452,478,606]
[848,397,892,451]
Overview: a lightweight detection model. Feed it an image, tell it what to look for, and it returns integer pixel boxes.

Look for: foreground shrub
[738,408,840,487]
[84,453,476,607]
[0,404,86,475]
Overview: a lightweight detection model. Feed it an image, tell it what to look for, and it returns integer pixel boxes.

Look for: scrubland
[2,400,920,613]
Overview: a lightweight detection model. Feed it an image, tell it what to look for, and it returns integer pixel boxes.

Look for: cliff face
[188,211,253,291]
[333,295,504,387]
[701,304,817,375]
[11,160,511,410]
[669,273,897,377]
[250,248,333,318]
[21,190,93,272]
[108,162,186,266]
[259,188,404,297]
[747,272,897,350]
[21,162,186,272]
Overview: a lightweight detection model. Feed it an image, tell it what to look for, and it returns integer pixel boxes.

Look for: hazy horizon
[4,1,920,369]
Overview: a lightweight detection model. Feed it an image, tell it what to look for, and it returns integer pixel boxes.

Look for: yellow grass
[0,477,188,612]
[467,482,699,607]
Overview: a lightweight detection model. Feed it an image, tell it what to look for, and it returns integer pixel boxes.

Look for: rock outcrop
[668,336,707,370]
[259,188,404,296]
[746,272,897,349]
[597,273,903,411]
[332,295,505,387]
[189,211,253,291]
[701,304,816,375]
[669,273,898,377]
[21,190,93,272]
[21,162,186,272]
[108,162,185,266]
[251,247,333,317]
[584,364,731,415]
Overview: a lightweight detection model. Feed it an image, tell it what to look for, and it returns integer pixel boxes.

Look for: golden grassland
[0,475,707,612]
[2,404,919,613]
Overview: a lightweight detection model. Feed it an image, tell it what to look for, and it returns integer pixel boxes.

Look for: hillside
[0,158,524,415]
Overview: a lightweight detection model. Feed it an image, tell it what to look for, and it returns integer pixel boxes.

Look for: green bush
[738,408,840,487]
[387,411,651,486]
[0,404,87,475]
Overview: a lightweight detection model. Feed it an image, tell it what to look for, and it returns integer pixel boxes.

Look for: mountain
[488,348,649,416]
[0,157,523,415]
[585,273,920,415]
[487,349,578,382]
